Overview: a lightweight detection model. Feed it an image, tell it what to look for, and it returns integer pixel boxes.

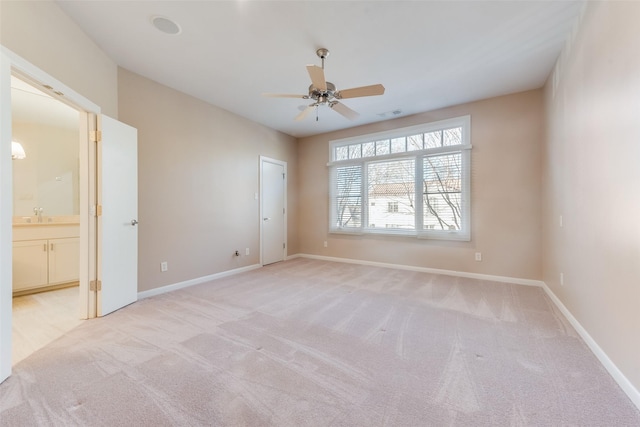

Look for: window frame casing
[328,115,472,241]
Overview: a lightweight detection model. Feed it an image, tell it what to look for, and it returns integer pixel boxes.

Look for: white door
[261,158,286,265]
[98,115,138,316]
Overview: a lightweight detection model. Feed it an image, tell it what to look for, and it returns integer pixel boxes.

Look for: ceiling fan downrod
[316,48,329,70]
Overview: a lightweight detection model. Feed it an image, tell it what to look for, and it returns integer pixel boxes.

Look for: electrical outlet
[323,241,328,248]
[475,252,482,261]
[160,261,168,272]
[245,248,250,255]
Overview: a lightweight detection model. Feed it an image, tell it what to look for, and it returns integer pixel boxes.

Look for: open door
[97,115,138,316]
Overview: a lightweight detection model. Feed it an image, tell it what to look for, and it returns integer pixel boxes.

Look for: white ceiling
[55,1,584,138]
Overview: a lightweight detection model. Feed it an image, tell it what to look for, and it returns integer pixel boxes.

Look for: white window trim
[328,115,471,241]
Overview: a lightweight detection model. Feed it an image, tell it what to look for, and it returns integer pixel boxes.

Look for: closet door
[261,157,286,265]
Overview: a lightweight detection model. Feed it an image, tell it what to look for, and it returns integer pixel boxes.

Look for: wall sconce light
[11,141,26,160]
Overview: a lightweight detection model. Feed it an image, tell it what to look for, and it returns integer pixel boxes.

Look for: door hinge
[91,130,102,143]
[90,280,102,291]
[282,173,285,179]
[96,205,103,217]
[283,207,285,214]
[283,243,286,249]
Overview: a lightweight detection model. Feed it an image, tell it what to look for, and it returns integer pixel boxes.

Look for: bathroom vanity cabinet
[12,222,80,294]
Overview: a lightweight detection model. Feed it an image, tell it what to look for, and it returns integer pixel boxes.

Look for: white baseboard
[137,264,262,300]
[290,253,544,287]
[541,282,640,411]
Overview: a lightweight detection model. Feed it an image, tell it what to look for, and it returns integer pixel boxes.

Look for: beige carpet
[1,258,638,426]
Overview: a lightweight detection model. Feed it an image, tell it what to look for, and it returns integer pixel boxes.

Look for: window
[329,116,471,240]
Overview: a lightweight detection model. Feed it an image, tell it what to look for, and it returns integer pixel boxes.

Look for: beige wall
[0,0,118,116]
[298,90,543,280]
[117,68,298,292]
[543,2,640,393]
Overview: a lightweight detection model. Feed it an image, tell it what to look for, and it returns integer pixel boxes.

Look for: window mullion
[416,155,424,231]
[327,144,469,166]
[362,162,368,230]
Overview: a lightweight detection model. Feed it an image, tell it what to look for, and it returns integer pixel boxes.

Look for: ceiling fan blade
[306,65,327,91]
[331,102,360,121]
[336,84,385,99]
[295,105,314,121]
[262,93,307,99]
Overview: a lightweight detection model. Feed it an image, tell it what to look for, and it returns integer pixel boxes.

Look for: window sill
[329,228,470,241]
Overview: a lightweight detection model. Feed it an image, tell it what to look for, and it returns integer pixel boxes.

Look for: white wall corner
[542,282,640,411]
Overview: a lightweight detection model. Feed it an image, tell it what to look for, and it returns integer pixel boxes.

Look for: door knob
[131,219,138,226]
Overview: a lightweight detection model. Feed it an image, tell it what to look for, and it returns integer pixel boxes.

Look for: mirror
[11,76,80,217]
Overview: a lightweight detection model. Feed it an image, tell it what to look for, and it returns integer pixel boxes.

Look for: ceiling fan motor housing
[308,81,336,104]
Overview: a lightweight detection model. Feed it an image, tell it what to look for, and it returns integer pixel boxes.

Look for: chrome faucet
[33,207,44,223]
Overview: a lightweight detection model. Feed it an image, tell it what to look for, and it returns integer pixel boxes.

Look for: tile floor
[12,286,83,365]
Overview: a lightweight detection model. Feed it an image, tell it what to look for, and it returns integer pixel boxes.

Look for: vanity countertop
[12,217,80,240]
[13,221,80,227]
[12,216,80,227]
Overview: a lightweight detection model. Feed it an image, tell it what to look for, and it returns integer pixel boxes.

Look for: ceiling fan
[263,48,385,122]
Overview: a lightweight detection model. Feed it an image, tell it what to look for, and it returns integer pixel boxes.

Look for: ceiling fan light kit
[263,48,385,122]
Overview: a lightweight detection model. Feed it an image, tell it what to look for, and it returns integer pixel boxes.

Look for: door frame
[0,46,100,382]
[259,156,287,266]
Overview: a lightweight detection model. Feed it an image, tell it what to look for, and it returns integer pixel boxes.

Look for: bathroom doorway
[1,49,139,381]
[10,74,84,364]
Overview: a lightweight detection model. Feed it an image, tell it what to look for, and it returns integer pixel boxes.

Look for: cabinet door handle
[50,243,54,251]
[43,243,47,251]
